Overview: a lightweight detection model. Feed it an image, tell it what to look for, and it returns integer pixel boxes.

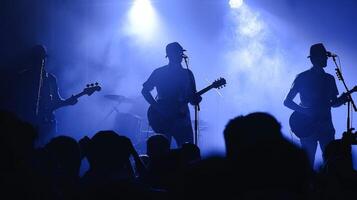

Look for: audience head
[224,112,283,158]
[147,134,170,159]
[323,139,352,166]
[87,130,131,171]
[181,143,201,165]
[45,136,81,177]
[0,110,37,169]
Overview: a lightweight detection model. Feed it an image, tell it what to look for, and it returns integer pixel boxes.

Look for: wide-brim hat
[307,43,327,58]
[165,42,186,57]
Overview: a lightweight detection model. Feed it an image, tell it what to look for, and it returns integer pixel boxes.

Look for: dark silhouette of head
[223,112,312,198]
[45,136,81,177]
[323,139,352,167]
[29,44,47,69]
[181,143,201,165]
[166,42,186,65]
[321,139,356,200]
[308,43,328,68]
[0,110,37,170]
[147,134,170,159]
[87,130,131,172]
[224,112,282,158]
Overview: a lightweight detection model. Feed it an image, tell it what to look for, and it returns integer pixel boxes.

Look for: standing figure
[284,43,348,166]
[16,45,77,146]
[141,42,201,147]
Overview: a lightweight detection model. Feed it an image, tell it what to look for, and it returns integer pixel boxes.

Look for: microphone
[327,51,338,58]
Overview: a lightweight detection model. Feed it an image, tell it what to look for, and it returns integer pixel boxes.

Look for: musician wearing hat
[142,42,202,147]
[284,43,349,166]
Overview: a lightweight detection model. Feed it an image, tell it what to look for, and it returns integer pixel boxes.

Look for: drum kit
[101,94,150,153]
[102,94,209,153]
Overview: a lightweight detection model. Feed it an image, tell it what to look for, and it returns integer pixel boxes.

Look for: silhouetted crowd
[1,110,357,200]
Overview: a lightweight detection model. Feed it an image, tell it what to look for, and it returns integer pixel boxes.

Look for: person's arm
[330,77,349,108]
[122,136,147,177]
[49,75,77,111]
[331,93,349,108]
[141,87,157,106]
[283,76,308,114]
[78,136,91,160]
[283,89,302,111]
[141,70,158,106]
[130,145,147,177]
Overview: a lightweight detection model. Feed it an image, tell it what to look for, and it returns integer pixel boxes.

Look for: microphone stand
[183,55,200,146]
[332,56,357,133]
[35,59,45,117]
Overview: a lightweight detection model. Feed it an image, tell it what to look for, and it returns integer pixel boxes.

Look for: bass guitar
[147,78,226,133]
[36,82,101,126]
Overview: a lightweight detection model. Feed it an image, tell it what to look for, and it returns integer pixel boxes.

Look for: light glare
[229,0,244,9]
[126,0,159,42]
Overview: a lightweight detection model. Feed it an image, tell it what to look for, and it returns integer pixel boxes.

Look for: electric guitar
[52,83,101,111]
[289,85,357,138]
[36,83,101,126]
[147,77,226,133]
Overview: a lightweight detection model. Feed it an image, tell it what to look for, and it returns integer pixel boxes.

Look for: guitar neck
[72,91,86,100]
[51,91,84,111]
[196,85,214,96]
[346,85,357,96]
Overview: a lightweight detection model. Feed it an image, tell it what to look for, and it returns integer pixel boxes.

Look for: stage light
[126,0,159,42]
[229,0,244,9]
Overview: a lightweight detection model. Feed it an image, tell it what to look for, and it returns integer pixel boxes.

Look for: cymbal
[104,94,134,103]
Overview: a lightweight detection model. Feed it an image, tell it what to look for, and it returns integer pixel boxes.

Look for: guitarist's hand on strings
[189,94,202,106]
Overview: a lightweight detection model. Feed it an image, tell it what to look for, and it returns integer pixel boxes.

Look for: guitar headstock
[84,82,101,96]
[351,85,357,93]
[211,77,226,89]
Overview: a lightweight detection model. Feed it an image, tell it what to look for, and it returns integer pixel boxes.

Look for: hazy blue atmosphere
[1,0,356,168]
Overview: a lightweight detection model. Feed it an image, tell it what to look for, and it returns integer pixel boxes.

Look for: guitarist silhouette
[15,45,92,146]
[284,43,349,166]
[141,42,202,147]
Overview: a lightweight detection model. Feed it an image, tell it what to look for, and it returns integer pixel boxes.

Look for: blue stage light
[229,0,244,9]
[126,0,159,42]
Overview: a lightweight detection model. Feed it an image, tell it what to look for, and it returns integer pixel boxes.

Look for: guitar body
[147,105,173,133]
[289,85,357,138]
[147,102,187,133]
[289,111,319,138]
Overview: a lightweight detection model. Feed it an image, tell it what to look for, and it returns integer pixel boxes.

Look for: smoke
[199,3,299,154]
[54,1,301,156]
[39,0,355,164]
[224,4,289,112]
